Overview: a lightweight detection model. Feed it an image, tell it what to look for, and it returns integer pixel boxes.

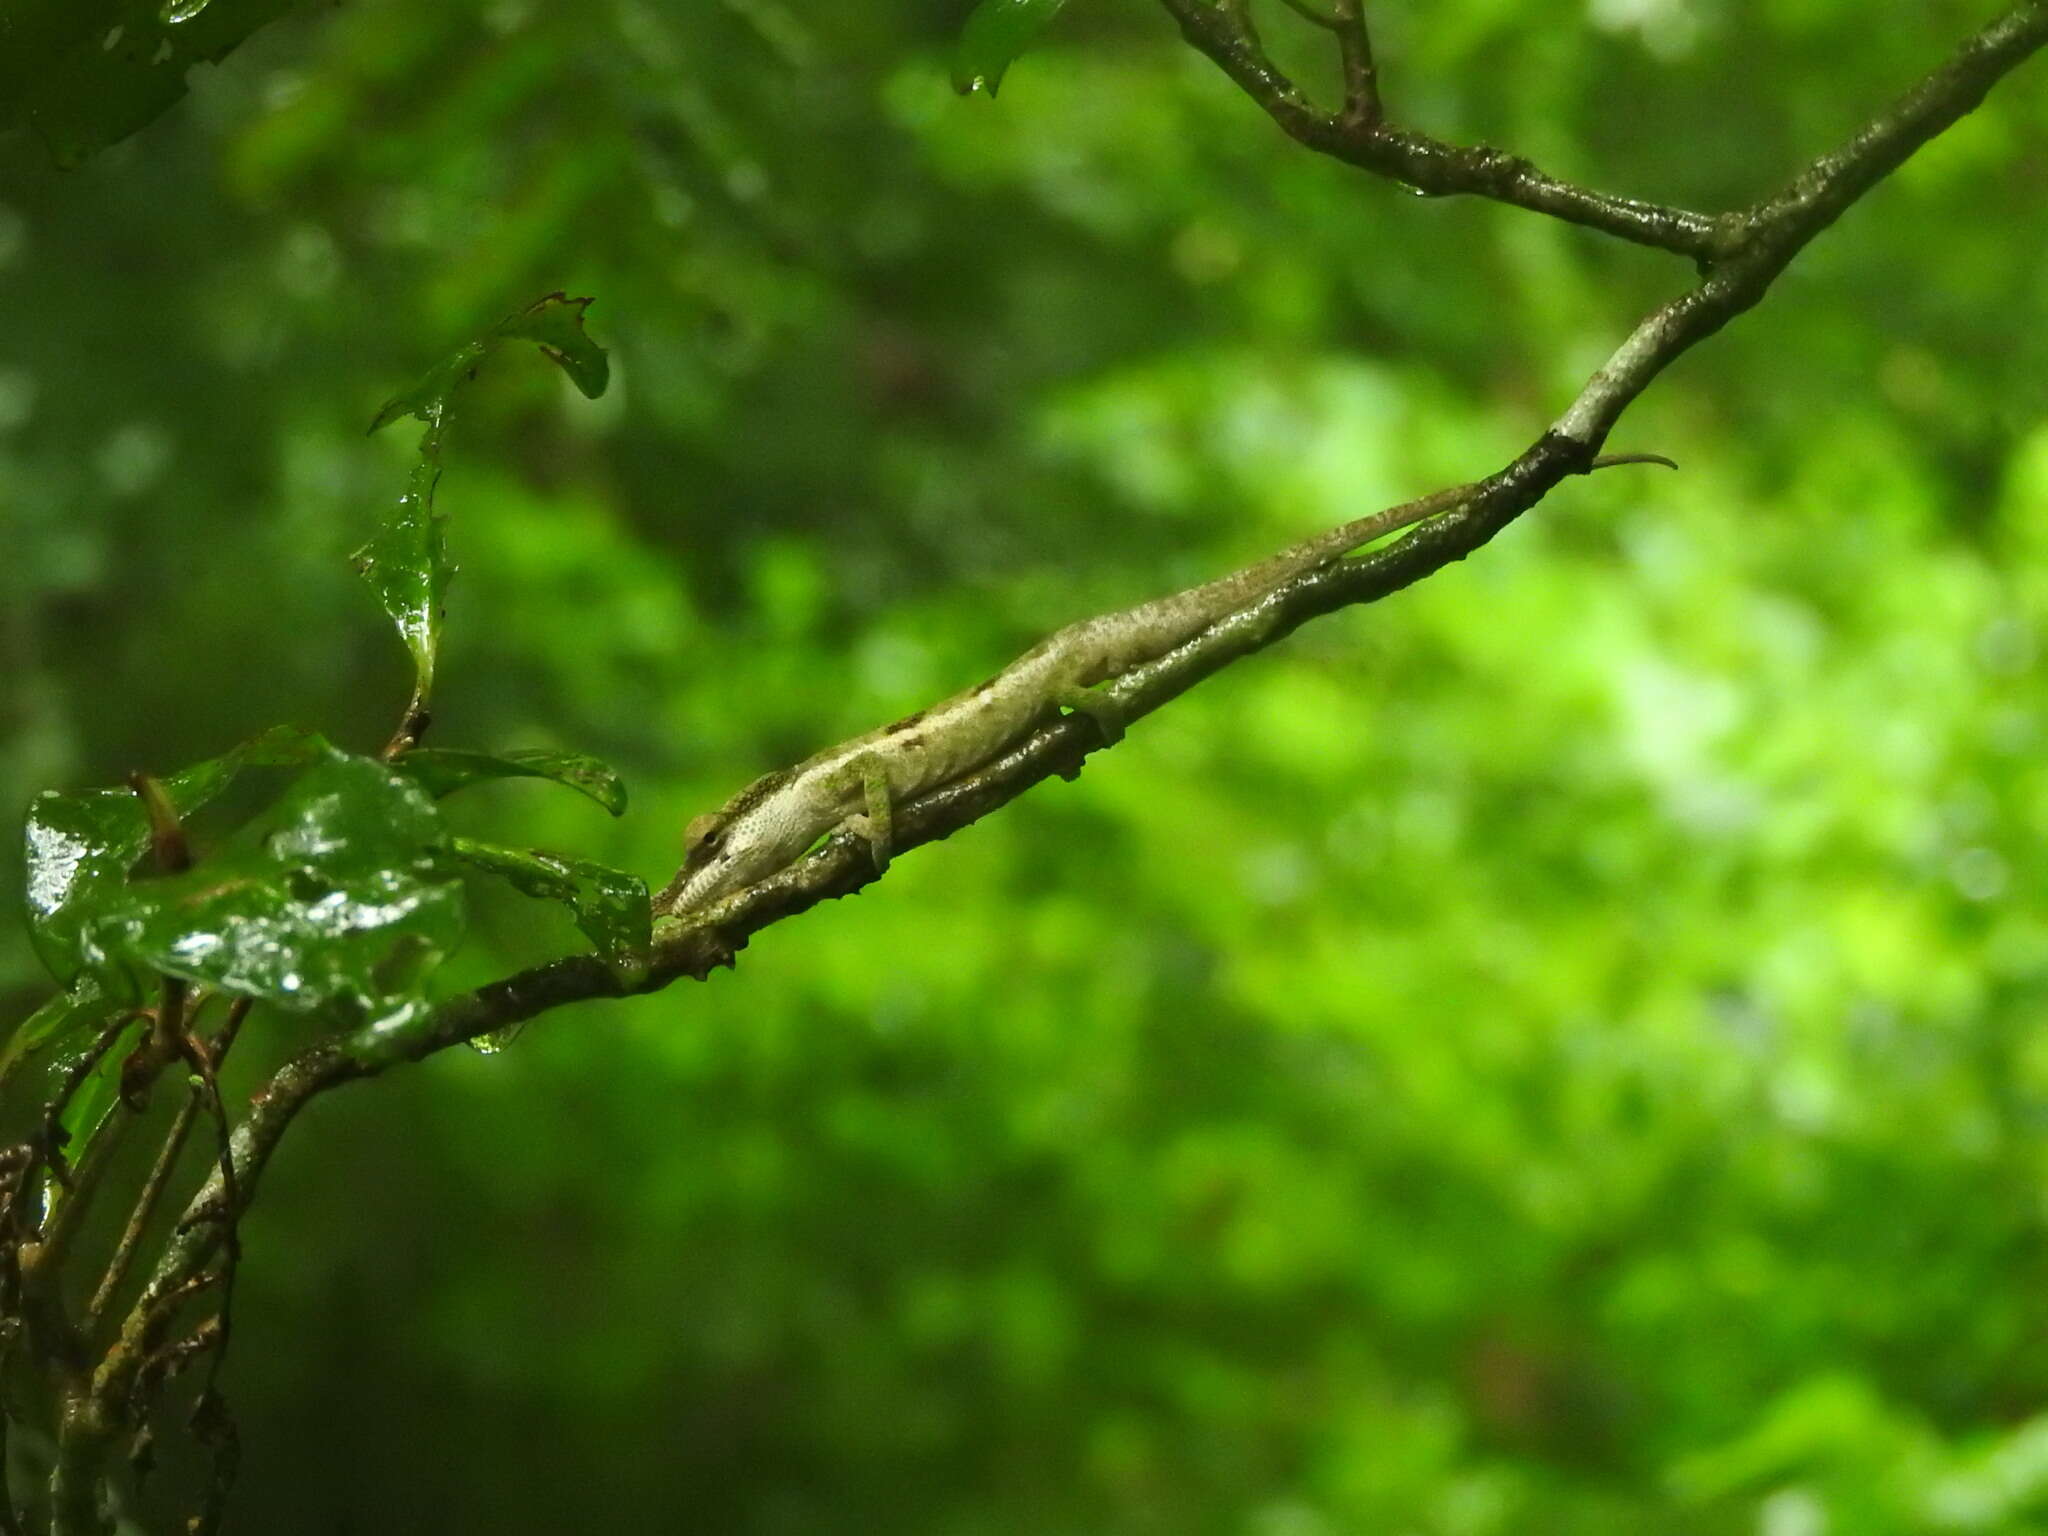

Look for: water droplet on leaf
[161,0,211,23]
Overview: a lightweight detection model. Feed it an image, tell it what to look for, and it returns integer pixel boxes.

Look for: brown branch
[1752,3,2048,237]
[84,1096,197,1333]
[1333,0,1381,127]
[87,996,253,1333]
[1158,0,1726,257]
[1556,1,2048,448]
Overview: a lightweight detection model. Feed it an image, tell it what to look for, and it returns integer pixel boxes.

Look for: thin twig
[88,996,252,1331]
[188,1386,240,1536]
[1275,0,1341,30]
[207,997,253,1066]
[181,1046,241,1423]
[135,1268,221,1346]
[1333,0,1380,125]
[128,1316,221,1408]
[1158,0,1724,257]
[85,1094,198,1332]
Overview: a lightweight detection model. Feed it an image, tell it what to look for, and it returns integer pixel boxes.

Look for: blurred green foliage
[0,0,301,168]
[3,0,2047,1530]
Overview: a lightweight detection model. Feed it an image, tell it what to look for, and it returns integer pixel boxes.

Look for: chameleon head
[668,810,747,912]
[683,812,727,864]
[666,794,810,915]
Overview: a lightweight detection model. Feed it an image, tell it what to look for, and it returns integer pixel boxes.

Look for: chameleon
[657,456,1668,918]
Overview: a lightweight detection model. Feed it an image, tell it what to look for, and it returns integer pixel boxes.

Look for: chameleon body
[657,482,1474,917]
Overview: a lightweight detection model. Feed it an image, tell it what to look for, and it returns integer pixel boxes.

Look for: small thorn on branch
[1589,451,1681,472]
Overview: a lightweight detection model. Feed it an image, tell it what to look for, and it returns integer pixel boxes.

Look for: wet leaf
[52,1015,148,1174]
[451,838,650,982]
[953,0,1072,96]
[78,747,465,1021]
[353,428,449,716]
[0,979,125,1094]
[23,726,329,989]
[0,0,305,168]
[394,747,629,817]
[156,723,329,807]
[25,791,155,994]
[494,293,612,403]
[368,293,611,434]
[358,294,611,723]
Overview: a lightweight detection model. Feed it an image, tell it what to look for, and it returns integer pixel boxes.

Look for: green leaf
[451,838,650,982]
[25,790,155,994]
[9,986,113,1060]
[78,747,465,1021]
[352,429,450,715]
[493,294,612,403]
[23,726,329,989]
[369,293,611,434]
[0,0,305,169]
[357,294,611,723]
[0,980,125,1097]
[53,1016,149,1175]
[158,722,330,806]
[953,0,1072,96]
[394,747,629,817]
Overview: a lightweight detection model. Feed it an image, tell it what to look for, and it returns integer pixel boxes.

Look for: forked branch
[1157,0,1728,257]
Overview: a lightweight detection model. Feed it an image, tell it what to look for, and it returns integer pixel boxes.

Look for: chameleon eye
[684,813,724,852]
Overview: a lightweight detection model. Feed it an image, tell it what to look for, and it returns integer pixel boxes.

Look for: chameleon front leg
[1055,684,1125,746]
[836,755,896,875]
